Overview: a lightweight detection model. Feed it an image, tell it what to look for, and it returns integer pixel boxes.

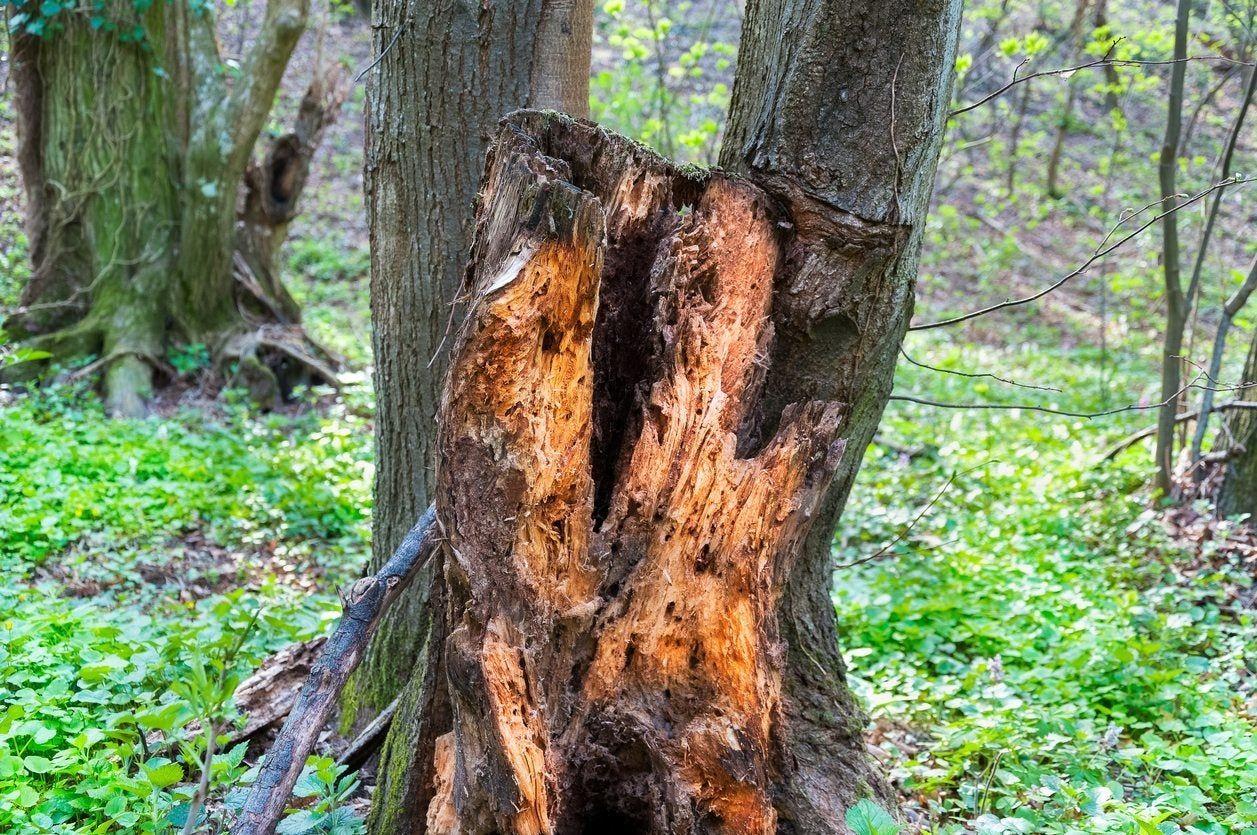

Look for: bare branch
[899,347,1062,392]
[950,42,1253,119]
[223,0,311,176]
[888,371,1256,420]
[908,176,1250,332]
[1102,400,1257,462]
[834,461,994,570]
[231,506,439,835]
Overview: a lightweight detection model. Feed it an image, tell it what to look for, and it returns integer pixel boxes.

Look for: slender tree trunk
[1197,255,1257,476]
[353,0,591,826]
[1154,0,1191,496]
[368,0,961,829]
[4,0,335,415]
[1046,0,1090,199]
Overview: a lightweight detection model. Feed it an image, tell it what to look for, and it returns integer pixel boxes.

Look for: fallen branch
[232,505,439,835]
[336,694,400,771]
[1099,401,1257,462]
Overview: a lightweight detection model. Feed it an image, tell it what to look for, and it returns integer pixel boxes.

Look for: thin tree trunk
[1193,254,1257,471]
[1154,0,1191,495]
[1047,0,1090,198]
[1187,65,1257,467]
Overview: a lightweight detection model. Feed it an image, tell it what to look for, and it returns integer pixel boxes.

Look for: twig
[354,17,407,83]
[909,176,1250,332]
[950,43,1253,118]
[889,370,1257,420]
[834,461,994,569]
[899,347,1062,392]
[232,506,440,835]
[183,723,217,835]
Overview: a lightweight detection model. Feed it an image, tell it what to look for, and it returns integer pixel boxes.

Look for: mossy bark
[5,0,332,416]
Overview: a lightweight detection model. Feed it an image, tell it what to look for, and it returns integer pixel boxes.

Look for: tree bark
[429,107,853,835]
[718,1,961,827]
[425,89,960,831]
[354,0,591,826]
[1154,0,1191,495]
[349,0,592,742]
[4,0,336,415]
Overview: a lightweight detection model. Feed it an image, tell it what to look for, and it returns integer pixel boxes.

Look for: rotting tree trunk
[4,0,340,415]
[346,0,593,778]
[429,107,856,835]
[425,99,960,832]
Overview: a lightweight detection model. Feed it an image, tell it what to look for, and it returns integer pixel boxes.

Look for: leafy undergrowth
[839,340,1257,834]
[0,381,373,833]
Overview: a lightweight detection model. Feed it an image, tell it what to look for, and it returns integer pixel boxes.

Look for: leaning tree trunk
[4,0,339,415]
[347,0,592,792]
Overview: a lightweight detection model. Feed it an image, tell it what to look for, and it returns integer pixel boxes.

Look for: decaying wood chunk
[432,112,848,834]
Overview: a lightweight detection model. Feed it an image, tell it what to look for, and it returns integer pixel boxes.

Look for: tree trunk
[4,0,337,415]
[719,0,961,826]
[371,0,961,825]
[433,113,851,833]
[1154,0,1191,495]
[348,0,592,740]
[353,0,591,826]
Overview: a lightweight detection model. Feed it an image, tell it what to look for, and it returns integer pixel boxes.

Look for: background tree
[4,0,340,416]
[1217,256,1257,514]
[1153,0,1191,495]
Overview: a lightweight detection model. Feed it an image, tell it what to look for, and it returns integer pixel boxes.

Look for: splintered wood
[432,113,847,834]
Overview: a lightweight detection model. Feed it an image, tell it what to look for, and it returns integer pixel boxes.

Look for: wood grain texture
[432,113,848,834]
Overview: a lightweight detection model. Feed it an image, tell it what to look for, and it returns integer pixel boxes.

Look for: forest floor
[2,6,1256,835]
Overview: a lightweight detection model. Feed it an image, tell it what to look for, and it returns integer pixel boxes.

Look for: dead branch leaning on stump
[231,505,439,835]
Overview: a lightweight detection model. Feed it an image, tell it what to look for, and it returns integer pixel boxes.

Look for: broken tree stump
[430,111,849,834]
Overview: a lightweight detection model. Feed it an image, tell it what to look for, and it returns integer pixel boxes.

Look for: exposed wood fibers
[432,113,847,834]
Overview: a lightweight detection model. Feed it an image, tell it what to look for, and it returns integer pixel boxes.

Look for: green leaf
[22,755,55,774]
[276,809,324,834]
[845,800,900,835]
[143,759,184,789]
